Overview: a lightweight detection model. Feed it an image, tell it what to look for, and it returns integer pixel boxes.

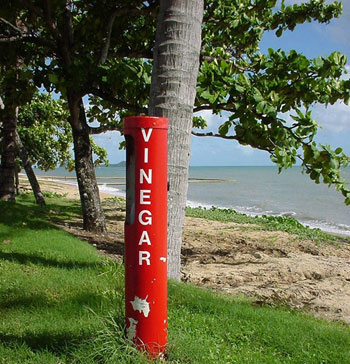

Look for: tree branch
[0,35,56,49]
[191,131,238,140]
[89,124,122,134]
[99,10,118,65]
[108,48,154,60]
[64,0,73,46]
[89,87,146,114]
[194,104,235,113]
[0,17,22,33]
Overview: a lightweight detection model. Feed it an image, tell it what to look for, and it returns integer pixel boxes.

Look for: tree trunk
[149,0,203,280]
[14,130,46,205]
[0,90,18,202]
[69,97,106,233]
[15,164,19,195]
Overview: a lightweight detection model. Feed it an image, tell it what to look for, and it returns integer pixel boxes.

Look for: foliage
[195,0,350,204]
[14,92,109,171]
[1,197,350,363]
[1,0,349,204]
[17,92,73,170]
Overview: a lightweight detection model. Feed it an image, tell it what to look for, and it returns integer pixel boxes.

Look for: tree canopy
[0,0,349,203]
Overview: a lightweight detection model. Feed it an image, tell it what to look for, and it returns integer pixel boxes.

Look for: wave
[98,183,126,197]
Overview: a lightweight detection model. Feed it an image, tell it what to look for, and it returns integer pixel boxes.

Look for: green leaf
[48,73,59,85]
[335,147,343,154]
[276,27,283,37]
[256,101,266,114]
[252,88,264,103]
[219,122,230,136]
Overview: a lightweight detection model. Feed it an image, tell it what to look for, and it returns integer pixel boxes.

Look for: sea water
[34,165,350,236]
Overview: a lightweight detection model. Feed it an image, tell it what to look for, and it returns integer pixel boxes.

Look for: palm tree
[149,0,204,280]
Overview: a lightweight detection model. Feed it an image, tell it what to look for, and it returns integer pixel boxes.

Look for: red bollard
[124,116,168,358]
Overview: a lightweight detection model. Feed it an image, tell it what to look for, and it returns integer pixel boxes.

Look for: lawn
[0,196,349,363]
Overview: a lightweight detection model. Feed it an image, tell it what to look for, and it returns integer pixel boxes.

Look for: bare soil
[21,178,350,324]
[181,217,350,324]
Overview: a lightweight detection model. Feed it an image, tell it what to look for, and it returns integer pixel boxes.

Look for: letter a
[138,231,151,246]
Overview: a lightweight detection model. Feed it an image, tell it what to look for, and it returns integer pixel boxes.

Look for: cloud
[304,1,350,46]
[195,110,224,129]
[312,101,350,133]
[281,1,349,46]
[92,131,125,164]
[234,143,255,156]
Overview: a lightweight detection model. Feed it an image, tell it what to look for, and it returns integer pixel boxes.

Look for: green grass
[186,206,350,243]
[1,197,350,363]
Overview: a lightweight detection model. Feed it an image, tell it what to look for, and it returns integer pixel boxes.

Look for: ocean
[33,165,350,236]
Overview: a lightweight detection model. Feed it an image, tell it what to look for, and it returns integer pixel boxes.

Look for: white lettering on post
[140,190,151,205]
[140,169,152,184]
[138,210,152,225]
[141,128,153,142]
[136,128,155,267]
[144,148,149,163]
[139,251,151,266]
[138,231,151,246]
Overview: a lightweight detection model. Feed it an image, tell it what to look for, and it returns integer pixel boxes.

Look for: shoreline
[19,175,350,237]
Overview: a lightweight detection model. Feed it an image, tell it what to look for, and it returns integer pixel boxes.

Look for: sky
[92,0,350,167]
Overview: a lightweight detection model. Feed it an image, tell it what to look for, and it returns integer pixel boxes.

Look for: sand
[18,177,350,324]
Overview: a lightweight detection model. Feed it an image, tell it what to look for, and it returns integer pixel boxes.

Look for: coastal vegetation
[186,206,349,243]
[1,195,350,363]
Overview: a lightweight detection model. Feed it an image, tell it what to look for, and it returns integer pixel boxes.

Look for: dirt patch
[182,217,350,323]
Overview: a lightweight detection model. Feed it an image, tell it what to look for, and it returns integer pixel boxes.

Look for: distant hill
[114,161,126,167]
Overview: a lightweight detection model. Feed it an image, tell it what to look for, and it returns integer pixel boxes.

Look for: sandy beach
[18,176,350,324]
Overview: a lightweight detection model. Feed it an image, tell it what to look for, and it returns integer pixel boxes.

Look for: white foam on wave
[186,200,216,210]
[98,183,126,197]
[303,220,350,237]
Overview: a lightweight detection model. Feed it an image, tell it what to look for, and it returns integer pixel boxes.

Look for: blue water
[34,165,350,236]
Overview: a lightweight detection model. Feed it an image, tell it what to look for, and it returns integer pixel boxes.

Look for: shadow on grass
[1,197,125,261]
[0,200,68,230]
[0,291,110,310]
[0,331,91,356]
[0,251,100,270]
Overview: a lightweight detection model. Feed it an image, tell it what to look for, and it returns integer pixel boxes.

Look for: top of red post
[124,116,168,130]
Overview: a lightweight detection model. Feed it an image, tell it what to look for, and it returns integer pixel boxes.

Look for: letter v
[141,128,153,142]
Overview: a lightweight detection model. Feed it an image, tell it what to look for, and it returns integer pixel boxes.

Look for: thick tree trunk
[69,97,106,233]
[14,130,46,205]
[0,93,18,202]
[149,0,203,280]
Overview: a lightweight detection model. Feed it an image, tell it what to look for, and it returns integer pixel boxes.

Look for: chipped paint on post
[126,318,138,341]
[130,296,151,317]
